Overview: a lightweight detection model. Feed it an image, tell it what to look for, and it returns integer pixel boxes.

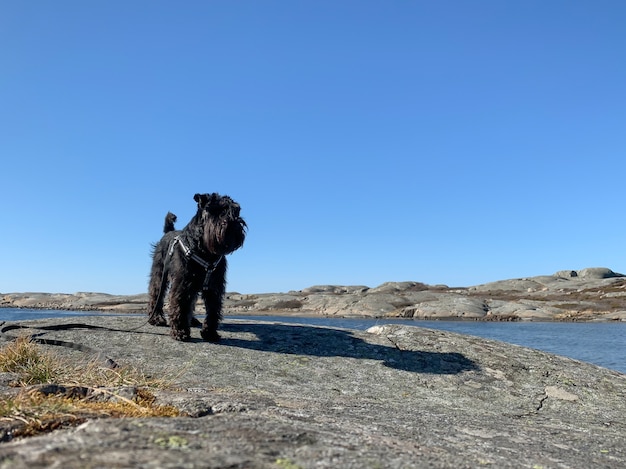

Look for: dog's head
[194,193,247,255]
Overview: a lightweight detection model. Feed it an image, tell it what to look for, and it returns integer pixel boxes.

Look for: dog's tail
[163,212,177,233]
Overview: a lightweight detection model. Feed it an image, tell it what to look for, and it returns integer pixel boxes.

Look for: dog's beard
[204,218,246,255]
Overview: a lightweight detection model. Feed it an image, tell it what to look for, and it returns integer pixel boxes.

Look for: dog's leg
[147,247,169,327]
[200,259,227,342]
[189,298,202,328]
[200,290,222,342]
[168,276,193,341]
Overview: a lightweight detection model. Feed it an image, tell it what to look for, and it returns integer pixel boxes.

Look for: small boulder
[577,267,624,279]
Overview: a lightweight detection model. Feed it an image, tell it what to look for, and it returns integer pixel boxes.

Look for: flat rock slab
[0,316,625,468]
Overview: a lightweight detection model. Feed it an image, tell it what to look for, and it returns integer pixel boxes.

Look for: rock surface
[2,267,626,321]
[0,315,625,468]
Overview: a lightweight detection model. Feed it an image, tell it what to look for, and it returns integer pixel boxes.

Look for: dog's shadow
[217,321,478,375]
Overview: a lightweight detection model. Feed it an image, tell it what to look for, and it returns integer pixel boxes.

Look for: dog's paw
[170,329,191,341]
[148,316,168,327]
[201,328,221,343]
[190,317,203,328]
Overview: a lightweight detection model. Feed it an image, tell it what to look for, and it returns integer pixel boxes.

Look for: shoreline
[2,267,626,322]
[1,304,624,323]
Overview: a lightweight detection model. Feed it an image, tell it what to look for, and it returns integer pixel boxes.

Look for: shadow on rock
[220,322,478,375]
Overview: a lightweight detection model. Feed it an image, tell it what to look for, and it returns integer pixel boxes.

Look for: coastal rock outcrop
[0,316,624,468]
[2,267,625,321]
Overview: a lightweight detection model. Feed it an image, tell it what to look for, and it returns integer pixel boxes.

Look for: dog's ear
[194,193,211,208]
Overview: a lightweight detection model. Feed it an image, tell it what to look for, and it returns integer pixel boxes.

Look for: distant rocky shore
[2,267,626,321]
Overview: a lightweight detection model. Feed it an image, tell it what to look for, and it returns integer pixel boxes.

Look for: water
[1,309,624,374]
[0,309,101,322]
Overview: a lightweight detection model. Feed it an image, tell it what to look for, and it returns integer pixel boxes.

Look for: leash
[169,236,223,291]
[0,321,142,369]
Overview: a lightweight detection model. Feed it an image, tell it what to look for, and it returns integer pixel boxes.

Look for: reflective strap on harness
[169,236,223,290]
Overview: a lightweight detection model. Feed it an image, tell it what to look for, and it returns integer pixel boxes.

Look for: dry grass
[0,336,63,385]
[0,337,182,440]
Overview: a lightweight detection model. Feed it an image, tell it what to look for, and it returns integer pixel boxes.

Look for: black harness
[168,236,223,291]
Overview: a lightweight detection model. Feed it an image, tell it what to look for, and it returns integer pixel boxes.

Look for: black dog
[147,193,246,341]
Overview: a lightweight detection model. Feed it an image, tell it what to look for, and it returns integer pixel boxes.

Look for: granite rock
[0,316,624,468]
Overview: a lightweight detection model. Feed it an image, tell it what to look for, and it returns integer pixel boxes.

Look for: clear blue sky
[1,1,625,295]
